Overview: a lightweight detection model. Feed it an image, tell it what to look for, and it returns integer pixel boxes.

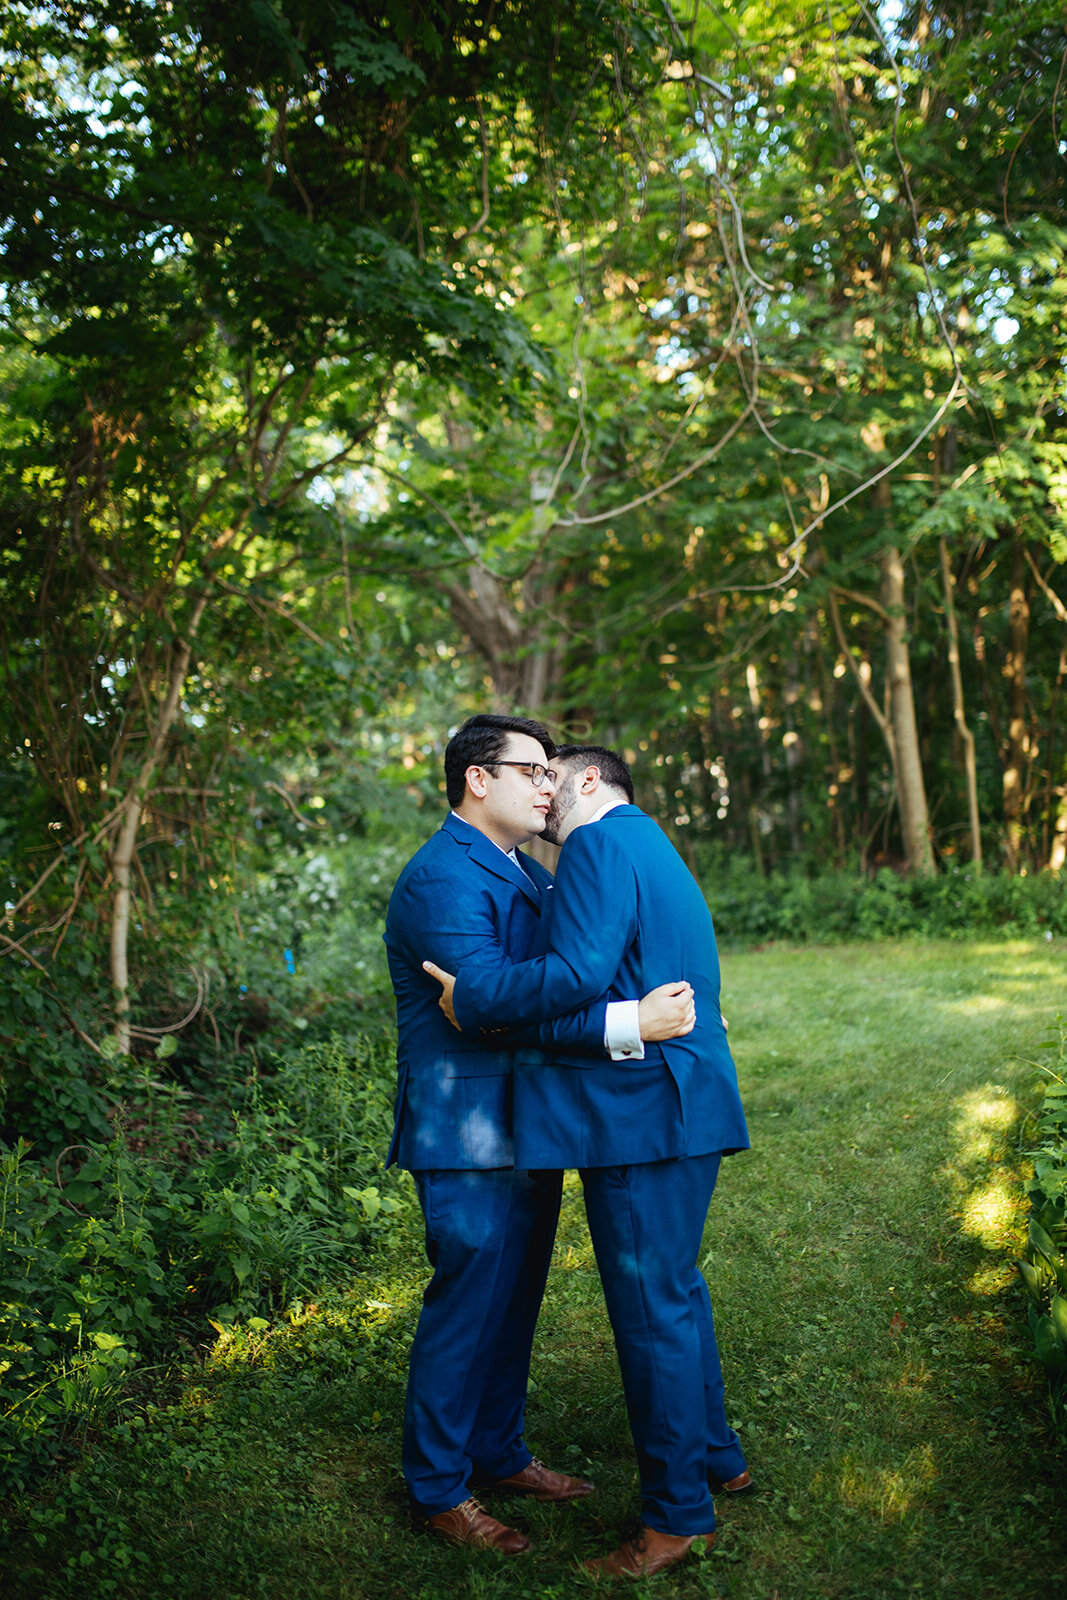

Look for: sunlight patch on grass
[837,1444,938,1522]
[967,939,1055,957]
[966,1258,1018,1296]
[942,991,1011,1015]
[950,1085,1021,1163]
[957,1171,1020,1252]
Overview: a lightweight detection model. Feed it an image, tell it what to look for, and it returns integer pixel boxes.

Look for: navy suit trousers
[404,1166,563,1512]
[581,1153,746,1534]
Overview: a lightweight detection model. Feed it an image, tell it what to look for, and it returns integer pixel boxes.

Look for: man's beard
[542,772,577,845]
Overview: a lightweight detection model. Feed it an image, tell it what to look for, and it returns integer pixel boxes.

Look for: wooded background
[2,0,1065,1052]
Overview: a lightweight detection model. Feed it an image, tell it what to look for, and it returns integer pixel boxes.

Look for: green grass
[4,939,1066,1599]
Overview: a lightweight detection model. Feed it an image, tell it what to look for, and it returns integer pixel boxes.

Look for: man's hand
[423,959,459,1028]
[638,981,696,1041]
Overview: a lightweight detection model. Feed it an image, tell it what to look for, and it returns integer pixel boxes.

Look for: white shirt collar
[587,798,627,826]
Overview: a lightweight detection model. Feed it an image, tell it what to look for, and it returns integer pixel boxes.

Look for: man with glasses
[424,743,750,1579]
[384,715,693,1555]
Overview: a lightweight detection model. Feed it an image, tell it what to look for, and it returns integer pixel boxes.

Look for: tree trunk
[782,644,804,857]
[1043,646,1066,870]
[828,589,899,870]
[443,562,557,713]
[881,544,935,875]
[110,592,209,1052]
[939,536,982,870]
[1002,535,1031,870]
[1050,790,1067,874]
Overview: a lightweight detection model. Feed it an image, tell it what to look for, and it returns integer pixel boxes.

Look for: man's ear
[465,765,489,799]
[580,764,601,794]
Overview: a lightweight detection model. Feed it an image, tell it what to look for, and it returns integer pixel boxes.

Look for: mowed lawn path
[641,936,1067,1600]
[448,938,1067,1599]
[8,940,1066,1600]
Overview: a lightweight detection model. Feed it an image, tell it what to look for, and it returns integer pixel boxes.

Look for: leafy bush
[0,956,114,1152]
[0,1033,410,1493]
[697,852,1067,947]
[1014,1016,1067,1434]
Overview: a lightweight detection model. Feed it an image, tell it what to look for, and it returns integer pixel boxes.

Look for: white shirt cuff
[604,999,645,1060]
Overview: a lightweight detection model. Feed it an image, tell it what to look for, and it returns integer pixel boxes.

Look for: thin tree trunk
[1002,536,1031,871]
[783,646,804,857]
[110,591,209,1052]
[828,589,900,847]
[939,537,982,871]
[1043,646,1066,870]
[882,544,935,876]
[1050,786,1067,874]
[816,623,848,865]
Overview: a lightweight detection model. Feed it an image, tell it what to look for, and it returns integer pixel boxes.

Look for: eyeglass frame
[481,759,558,788]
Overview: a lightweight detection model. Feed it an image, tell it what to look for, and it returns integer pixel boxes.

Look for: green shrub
[0,1032,409,1493]
[0,957,113,1152]
[697,852,1067,947]
[1014,1016,1067,1432]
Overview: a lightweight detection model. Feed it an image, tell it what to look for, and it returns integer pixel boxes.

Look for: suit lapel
[442,812,543,908]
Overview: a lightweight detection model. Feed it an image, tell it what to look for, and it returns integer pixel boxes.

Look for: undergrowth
[0,1032,412,1493]
[699,854,1067,946]
[1015,1014,1067,1434]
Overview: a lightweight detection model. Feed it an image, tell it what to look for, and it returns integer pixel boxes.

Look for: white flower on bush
[303,854,341,908]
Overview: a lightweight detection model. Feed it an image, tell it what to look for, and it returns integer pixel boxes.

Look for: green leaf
[90,1331,125,1352]
[1028,1219,1059,1263]
[1050,1294,1067,1346]
[1016,1259,1042,1299]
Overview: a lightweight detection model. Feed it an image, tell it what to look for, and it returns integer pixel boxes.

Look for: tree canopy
[2,0,1065,1046]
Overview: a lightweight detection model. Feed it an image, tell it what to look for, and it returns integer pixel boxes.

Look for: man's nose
[538,772,555,793]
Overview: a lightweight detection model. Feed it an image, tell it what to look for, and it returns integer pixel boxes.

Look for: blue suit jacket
[383,812,606,1171]
[453,806,750,1168]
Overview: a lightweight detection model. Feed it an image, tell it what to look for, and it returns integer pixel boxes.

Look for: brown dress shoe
[412,1497,531,1554]
[490,1457,595,1502]
[583,1524,716,1579]
[710,1468,754,1495]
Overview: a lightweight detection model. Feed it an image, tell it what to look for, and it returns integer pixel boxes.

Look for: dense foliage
[1016,1016,1067,1424]
[0,1026,409,1492]
[1,0,1065,1519]
[2,1,1064,1063]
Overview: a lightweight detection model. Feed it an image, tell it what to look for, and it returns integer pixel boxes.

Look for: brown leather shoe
[412,1497,531,1554]
[583,1524,716,1579]
[490,1456,594,1502]
[710,1468,754,1495]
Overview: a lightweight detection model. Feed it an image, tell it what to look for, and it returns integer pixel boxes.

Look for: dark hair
[554,743,634,804]
[444,714,556,808]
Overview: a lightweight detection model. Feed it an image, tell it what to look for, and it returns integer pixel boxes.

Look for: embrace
[383,714,751,1579]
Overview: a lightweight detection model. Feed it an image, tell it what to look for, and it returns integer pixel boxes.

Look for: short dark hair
[444,714,556,808]
[554,743,634,804]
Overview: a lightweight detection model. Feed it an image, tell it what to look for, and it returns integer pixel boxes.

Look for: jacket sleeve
[452,826,636,1031]
[490,995,616,1057]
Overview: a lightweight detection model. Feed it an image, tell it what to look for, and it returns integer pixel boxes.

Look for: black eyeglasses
[483,760,558,787]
